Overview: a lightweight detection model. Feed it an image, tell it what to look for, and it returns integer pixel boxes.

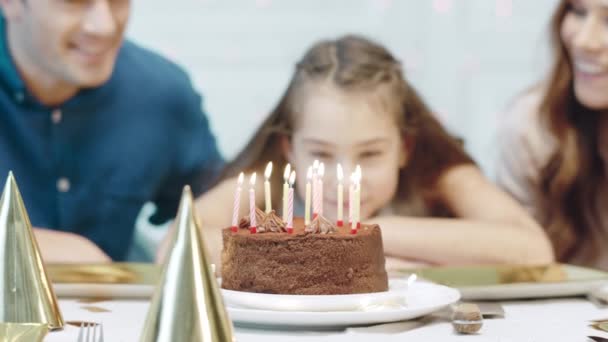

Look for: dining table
[43,295,608,342]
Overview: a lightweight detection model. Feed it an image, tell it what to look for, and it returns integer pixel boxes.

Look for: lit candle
[282,164,291,221]
[287,171,296,234]
[231,172,244,232]
[349,173,355,224]
[249,172,257,234]
[355,166,362,230]
[349,173,356,234]
[317,163,325,216]
[305,167,312,225]
[264,162,273,213]
[312,160,319,218]
[336,164,344,227]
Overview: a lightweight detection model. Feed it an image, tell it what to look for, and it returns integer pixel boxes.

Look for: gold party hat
[140,186,235,342]
[0,323,48,342]
[0,172,63,329]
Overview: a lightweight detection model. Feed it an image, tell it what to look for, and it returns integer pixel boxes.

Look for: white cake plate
[224,279,460,327]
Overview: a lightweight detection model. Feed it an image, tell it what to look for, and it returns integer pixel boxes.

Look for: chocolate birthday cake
[220,212,388,295]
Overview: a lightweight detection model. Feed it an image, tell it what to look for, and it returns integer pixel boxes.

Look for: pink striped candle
[282,164,291,221]
[231,172,244,232]
[305,167,312,225]
[287,171,296,234]
[355,166,361,230]
[249,172,257,234]
[312,160,320,219]
[337,164,344,227]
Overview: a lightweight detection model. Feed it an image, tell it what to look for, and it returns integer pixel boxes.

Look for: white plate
[398,264,608,300]
[226,281,460,327]
[48,263,159,299]
[459,279,608,300]
[222,279,412,312]
[53,283,155,299]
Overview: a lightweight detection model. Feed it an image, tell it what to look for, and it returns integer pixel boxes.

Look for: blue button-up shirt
[0,19,224,260]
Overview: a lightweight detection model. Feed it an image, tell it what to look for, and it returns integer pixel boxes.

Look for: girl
[173,35,553,268]
[497,0,608,270]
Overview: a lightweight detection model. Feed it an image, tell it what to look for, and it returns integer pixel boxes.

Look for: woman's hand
[374,165,554,265]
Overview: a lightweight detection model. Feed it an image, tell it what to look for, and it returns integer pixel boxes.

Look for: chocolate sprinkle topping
[260,210,286,233]
[305,215,338,234]
[238,207,266,229]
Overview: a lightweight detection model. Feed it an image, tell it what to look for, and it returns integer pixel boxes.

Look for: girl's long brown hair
[538,1,604,261]
[222,35,473,212]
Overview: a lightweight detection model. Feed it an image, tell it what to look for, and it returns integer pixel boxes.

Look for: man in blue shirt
[0,1,223,261]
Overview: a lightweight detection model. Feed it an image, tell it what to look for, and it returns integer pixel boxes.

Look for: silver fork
[77,322,104,342]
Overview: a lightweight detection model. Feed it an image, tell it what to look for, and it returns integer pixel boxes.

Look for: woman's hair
[538,1,604,261]
[222,35,473,211]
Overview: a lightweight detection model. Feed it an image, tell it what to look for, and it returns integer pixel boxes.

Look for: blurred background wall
[128,0,559,177]
[125,0,562,260]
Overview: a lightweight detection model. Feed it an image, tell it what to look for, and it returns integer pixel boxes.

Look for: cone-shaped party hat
[0,172,63,330]
[140,186,235,342]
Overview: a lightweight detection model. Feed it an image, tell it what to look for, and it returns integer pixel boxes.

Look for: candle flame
[337,164,343,181]
[250,172,257,186]
[283,163,291,181]
[318,163,325,177]
[237,172,244,185]
[313,160,319,170]
[289,171,296,186]
[307,166,313,181]
[355,164,362,179]
[264,162,273,179]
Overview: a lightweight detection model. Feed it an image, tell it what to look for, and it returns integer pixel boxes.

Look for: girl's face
[284,84,407,220]
[561,0,608,109]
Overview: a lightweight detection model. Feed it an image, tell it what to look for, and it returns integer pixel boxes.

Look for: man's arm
[153,72,225,264]
[33,228,111,263]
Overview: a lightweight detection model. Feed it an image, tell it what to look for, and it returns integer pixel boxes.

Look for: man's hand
[33,228,111,263]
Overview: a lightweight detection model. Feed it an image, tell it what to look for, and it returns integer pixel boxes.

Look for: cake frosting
[305,215,338,234]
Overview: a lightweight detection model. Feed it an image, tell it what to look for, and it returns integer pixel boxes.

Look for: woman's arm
[376,165,554,265]
[33,228,111,263]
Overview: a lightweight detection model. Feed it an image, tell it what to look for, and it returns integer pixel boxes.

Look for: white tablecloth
[43,297,608,342]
